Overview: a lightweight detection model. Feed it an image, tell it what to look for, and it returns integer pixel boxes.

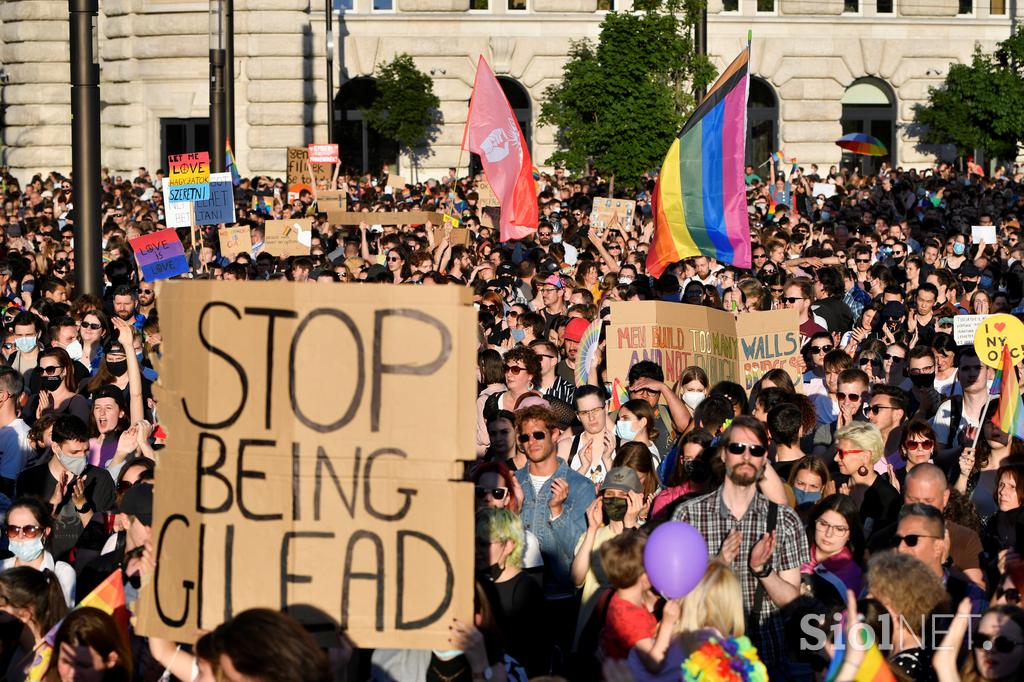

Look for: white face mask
[682,391,706,411]
[64,339,83,362]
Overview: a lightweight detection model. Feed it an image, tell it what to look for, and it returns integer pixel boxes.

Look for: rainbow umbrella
[835,133,887,157]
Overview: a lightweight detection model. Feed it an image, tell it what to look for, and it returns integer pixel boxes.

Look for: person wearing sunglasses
[801,331,835,398]
[479,347,541,453]
[0,496,75,606]
[835,421,901,538]
[893,420,938,489]
[783,278,827,351]
[866,385,909,470]
[25,348,90,427]
[672,415,809,677]
[512,405,595,651]
[952,604,1024,681]
[933,348,991,466]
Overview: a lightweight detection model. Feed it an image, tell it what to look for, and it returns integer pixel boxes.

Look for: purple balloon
[643,521,709,599]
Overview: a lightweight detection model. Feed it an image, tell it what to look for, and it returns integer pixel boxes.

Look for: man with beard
[672,415,809,678]
[137,281,157,320]
[111,284,145,329]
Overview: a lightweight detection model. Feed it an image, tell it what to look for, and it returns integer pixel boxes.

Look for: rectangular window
[373,0,393,9]
[876,0,893,12]
[508,0,527,9]
[722,0,738,11]
[991,0,1006,13]
[334,0,354,9]
[597,0,616,9]
[161,118,210,165]
[470,0,489,7]
[756,0,774,11]
[958,0,972,12]
[844,0,858,11]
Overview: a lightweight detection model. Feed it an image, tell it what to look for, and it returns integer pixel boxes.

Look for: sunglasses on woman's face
[5,524,42,539]
[518,431,547,444]
[474,486,508,500]
[503,365,526,376]
[973,633,1024,653]
[81,322,103,330]
[904,439,934,451]
[38,365,62,376]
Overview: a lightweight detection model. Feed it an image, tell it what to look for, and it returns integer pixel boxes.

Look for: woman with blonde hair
[627,560,766,681]
[835,421,901,535]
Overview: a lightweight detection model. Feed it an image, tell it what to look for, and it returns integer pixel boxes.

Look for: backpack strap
[750,501,779,632]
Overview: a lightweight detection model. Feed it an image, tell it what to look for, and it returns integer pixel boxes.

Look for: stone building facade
[0,0,1017,181]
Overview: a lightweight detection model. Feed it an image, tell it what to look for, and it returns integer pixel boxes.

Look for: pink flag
[462,57,538,242]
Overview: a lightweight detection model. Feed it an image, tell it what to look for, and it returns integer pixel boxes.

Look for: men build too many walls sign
[607,302,801,390]
[136,282,477,649]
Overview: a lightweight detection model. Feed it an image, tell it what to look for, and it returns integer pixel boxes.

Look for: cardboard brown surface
[287,147,333,201]
[431,227,472,247]
[136,282,477,649]
[475,180,500,208]
[218,226,252,258]
[317,190,348,224]
[607,303,800,391]
[328,211,443,226]
[590,198,636,233]
[262,219,313,257]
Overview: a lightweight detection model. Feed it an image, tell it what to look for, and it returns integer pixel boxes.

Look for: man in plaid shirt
[672,415,809,677]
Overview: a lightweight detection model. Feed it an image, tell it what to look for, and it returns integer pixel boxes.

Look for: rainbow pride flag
[27,571,127,682]
[825,643,896,682]
[647,45,752,277]
[992,344,1024,439]
[226,138,242,186]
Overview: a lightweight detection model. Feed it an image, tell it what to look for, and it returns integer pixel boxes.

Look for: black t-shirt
[486,571,549,677]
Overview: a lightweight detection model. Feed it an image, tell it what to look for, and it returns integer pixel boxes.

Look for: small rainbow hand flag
[825,642,896,682]
[226,139,242,186]
[611,378,628,411]
[992,344,1024,440]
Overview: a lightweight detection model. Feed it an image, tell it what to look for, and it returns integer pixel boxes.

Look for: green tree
[364,54,441,170]
[913,29,1024,162]
[538,0,716,185]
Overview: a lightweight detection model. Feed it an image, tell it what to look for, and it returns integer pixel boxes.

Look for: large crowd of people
[0,158,1021,681]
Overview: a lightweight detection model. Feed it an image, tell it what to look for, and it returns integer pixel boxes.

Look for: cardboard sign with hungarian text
[218,226,253,258]
[475,180,500,208]
[136,282,477,648]
[193,173,236,226]
[287,147,333,202]
[262,218,313,258]
[308,144,339,164]
[167,152,211,202]
[591,198,636,233]
[607,302,801,391]
[130,229,190,281]
[954,314,990,346]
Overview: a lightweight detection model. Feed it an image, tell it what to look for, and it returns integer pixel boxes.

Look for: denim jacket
[515,458,596,599]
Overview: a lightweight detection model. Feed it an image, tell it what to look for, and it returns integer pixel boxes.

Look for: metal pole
[696,6,708,101]
[70,0,102,297]
[326,0,335,144]
[210,0,226,172]
[225,0,235,148]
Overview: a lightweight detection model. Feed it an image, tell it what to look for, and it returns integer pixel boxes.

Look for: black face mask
[40,375,62,392]
[106,360,127,377]
[910,373,935,388]
[478,563,503,583]
[963,280,978,293]
[603,498,628,522]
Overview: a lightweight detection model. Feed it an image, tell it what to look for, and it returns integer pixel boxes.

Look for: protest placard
[162,187,192,229]
[308,144,339,164]
[136,282,477,648]
[193,173,236,226]
[316,190,348,224]
[974,313,1024,369]
[263,218,313,257]
[386,175,407,190]
[475,180,500,208]
[218,226,252,258]
[954,314,990,346]
[324,211,443,226]
[130,229,190,281]
[607,302,801,391]
[971,225,997,244]
[590,198,635,234]
[167,152,211,202]
[286,147,332,201]
[431,226,472,247]
[811,182,836,198]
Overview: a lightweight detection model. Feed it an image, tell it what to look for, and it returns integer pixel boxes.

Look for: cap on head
[600,466,642,494]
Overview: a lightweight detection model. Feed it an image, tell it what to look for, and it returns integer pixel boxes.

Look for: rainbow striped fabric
[993,344,1024,438]
[647,46,752,277]
[825,643,896,682]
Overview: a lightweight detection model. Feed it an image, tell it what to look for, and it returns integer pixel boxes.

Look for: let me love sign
[136,282,477,648]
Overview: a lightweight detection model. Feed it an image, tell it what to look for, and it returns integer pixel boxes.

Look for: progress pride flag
[462,57,537,242]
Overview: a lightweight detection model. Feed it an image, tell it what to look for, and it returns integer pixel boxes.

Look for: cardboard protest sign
[954,314,990,346]
[316,189,348,224]
[167,152,211,202]
[590,198,635,234]
[971,225,997,244]
[218,226,252,258]
[607,302,801,391]
[386,175,407,190]
[431,226,472,247]
[136,282,477,649]
[308,144,339,164]
[811,182,836,198]
[130,229,190,281]
[326,211,443,226]
[974,313,1024,369]
[162,186,192,229]
[287,147,333,202]
[263,218,313,257]
[475,180,500,208]
[193,173,236,227]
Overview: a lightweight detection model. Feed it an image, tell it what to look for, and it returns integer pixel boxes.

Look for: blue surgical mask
[8,537,43,563]
[953,242,966,256]
[793,488,822,506]
[510,328,525,343]
[615,420,639,441]
[552,234,563,244]
[14,337,36,353]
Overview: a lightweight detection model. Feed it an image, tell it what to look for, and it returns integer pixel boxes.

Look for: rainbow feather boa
[681,636,768,682]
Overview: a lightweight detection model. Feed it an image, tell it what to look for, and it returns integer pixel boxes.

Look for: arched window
[841,78,896,175]
[335,77,399,174]
[746,77,778,169]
